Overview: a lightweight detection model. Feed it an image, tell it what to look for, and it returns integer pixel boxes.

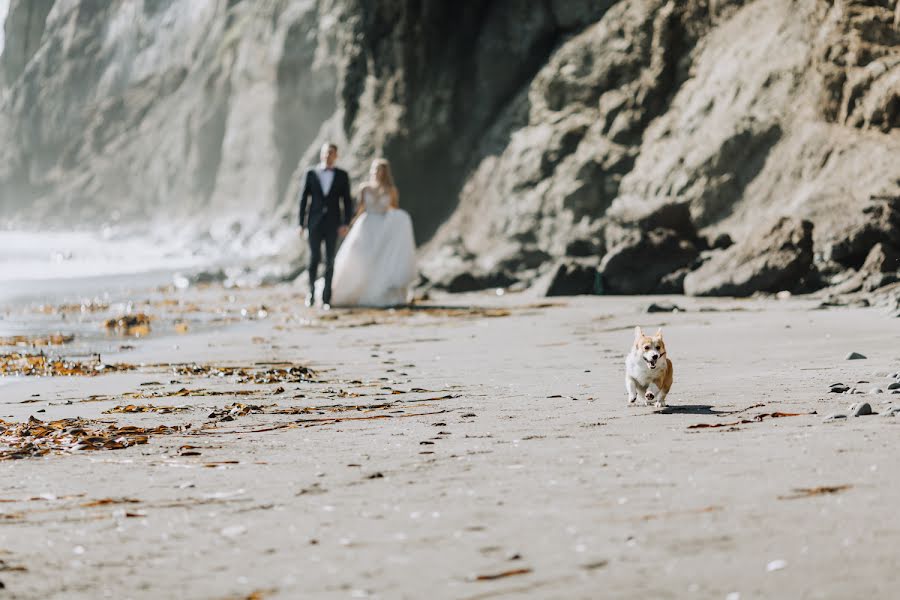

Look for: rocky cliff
[1,0,898,300]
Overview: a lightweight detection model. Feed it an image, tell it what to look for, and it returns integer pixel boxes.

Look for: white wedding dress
[330,188,417,307]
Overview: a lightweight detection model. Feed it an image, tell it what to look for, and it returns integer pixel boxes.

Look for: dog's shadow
[654,404,727,415]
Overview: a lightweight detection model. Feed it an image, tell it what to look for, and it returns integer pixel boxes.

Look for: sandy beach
[1,284,898,599]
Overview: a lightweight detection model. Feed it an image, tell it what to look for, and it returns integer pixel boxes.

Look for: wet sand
[1,285,899,599]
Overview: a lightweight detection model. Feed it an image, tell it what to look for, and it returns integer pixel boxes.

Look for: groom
[298,143,353,308]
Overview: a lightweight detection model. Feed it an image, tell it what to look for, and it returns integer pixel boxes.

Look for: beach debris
[0,416,185,460]
[207,403,268,421]
[0,353,136,377]
[778,485,852,500]
[171,363,317,384]
[823,413,847,421]
[0,334,74,347]
[104,313,152,337]
[37,299,109,315]
[687,412,804,429]
[845,352,866,360]
[81,497,140,508]
[103,404,191,414]
[472,568,532,581]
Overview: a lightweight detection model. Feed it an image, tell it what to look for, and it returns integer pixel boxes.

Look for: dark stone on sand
[887,382,900,390]
[646,302,684,313]
[829,384,850,393]
[823,413,847,421]
[851,402,873,417]
[846,352,867,360]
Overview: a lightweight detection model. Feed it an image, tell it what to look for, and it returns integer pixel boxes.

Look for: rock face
[1,0,898,297]
[683,218,814,296]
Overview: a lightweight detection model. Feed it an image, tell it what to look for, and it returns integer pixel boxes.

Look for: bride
[330,159,417,307]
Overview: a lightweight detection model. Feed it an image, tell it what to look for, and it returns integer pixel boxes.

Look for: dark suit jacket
[298,167,353,231]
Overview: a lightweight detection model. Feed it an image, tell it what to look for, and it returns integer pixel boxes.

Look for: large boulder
[599,228,700,294]
[823,195,900,269]
[683,217,814,296]
[544,261,598,296]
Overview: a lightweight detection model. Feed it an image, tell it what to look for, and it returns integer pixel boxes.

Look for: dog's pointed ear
[655,328,663,338]
[634,326,643,339]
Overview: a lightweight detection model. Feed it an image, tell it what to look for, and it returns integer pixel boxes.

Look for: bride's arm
[390,188,400,209]
[350,185,368,225]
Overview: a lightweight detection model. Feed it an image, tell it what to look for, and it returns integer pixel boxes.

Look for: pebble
[845,352,866,360]
[882,406,900,417]
[823,413,847,421]
[868,388,884,395]
[851,402,873,417]
[888,382,900,390]
[829,384,849,393]
[766,559,787,572]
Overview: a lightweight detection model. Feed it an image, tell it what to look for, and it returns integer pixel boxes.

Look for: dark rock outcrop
[544,262,598,296]
[683,217,814,297]
[600,228,699,295]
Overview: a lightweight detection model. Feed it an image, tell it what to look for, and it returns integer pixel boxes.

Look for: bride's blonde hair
[370,158,396,192]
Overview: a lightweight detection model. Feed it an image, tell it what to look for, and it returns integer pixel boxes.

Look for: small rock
[869,388,884,395]
[882,406,900,417]
[828,384,849,393]
[887,382,900,390]
[846,352,867,360]
[851,402,873,417]
[823,413,847,421]
[646,302,684,313]
[766,559,787,572]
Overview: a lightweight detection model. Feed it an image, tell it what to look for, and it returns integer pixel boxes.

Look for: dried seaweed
[0,353,137,377]
[104,313,152,337]
[687,412,805,429]
[778,485,852,500]
[207,403,270,421]
[103,404,192,414]
[0,334,74,347]
[0,416,184,460]
[473,568,532,581]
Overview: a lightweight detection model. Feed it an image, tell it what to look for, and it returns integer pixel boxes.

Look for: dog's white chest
[626,352,656,384]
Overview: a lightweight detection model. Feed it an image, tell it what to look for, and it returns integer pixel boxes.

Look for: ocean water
[0,230,204,305]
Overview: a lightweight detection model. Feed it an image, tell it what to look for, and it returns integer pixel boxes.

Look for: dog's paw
[644,391,655,405]
[628,395,637,404]
[654,400,665,408]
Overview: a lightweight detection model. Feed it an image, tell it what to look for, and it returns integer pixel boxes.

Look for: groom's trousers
[307,224,337,304]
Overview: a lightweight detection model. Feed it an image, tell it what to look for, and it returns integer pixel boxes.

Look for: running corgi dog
[625,326,673,408]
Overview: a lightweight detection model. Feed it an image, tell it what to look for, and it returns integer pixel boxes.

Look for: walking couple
[298,143,417,309]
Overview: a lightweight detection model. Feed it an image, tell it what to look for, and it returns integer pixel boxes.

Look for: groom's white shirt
[316,163,335,196]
